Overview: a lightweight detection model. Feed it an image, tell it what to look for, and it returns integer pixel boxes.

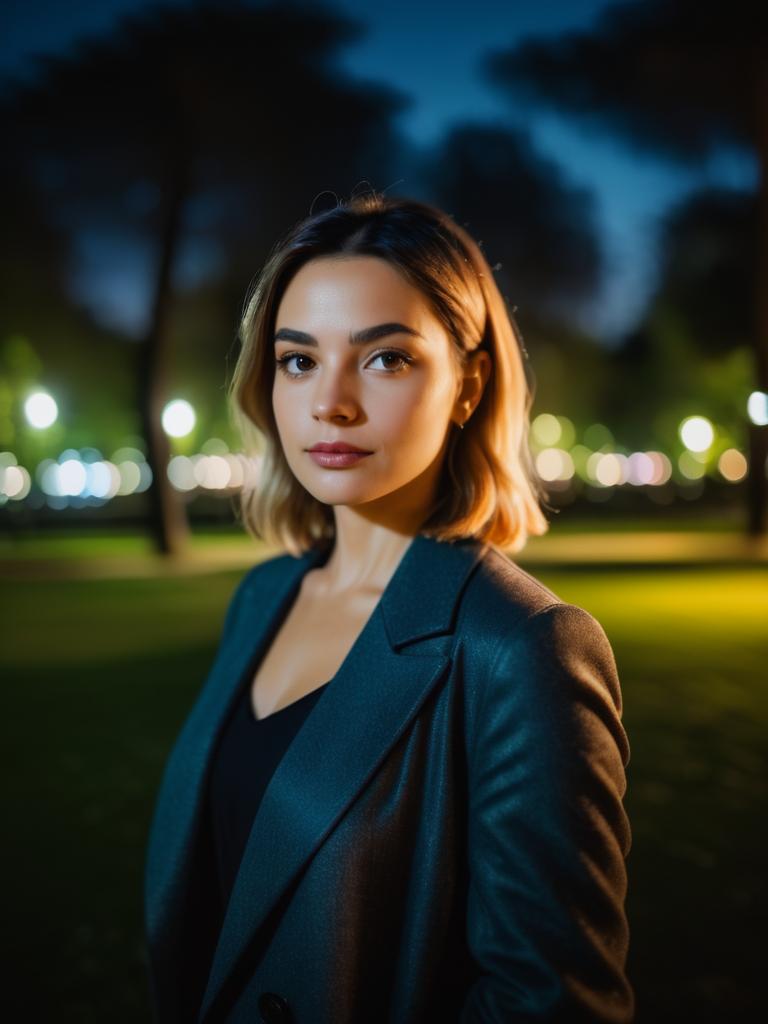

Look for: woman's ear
[454,350,491,426]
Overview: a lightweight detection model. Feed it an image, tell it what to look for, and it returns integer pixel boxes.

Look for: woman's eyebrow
[273,322,424,346]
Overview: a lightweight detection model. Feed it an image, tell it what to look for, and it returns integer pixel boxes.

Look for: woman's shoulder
[461,543,616,676]
[463,543,567,629]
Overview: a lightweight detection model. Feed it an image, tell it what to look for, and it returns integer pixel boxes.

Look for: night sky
[1,0,757,342]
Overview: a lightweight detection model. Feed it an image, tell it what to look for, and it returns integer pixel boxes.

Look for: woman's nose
[311,364,360,422]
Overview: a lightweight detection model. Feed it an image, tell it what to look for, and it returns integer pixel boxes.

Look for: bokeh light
[747,391,768,427]
[535,447,575,482]
[718,448,748,482]
[679,415,714,452]
[161,399,196,438]
[24,391,58,429]
[531,413,561,447]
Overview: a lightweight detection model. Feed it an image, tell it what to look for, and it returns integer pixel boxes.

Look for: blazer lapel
[195,533,488,1022]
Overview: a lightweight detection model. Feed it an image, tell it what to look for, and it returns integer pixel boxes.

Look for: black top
[206,678,330,926]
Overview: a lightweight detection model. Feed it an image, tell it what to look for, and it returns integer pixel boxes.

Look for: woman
[144,193,634,1023]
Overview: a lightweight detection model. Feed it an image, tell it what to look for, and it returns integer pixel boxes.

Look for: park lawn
[2,565,766,1022]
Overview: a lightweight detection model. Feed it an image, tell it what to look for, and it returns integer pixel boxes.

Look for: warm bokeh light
[626,451,656,486]
[531,413,561,447]
[718,448,748,482]
[161,399,196,438]
[0,457,31,500]
[747,391,768,427]
[535,447,575,482]
[592,452,626,487]
[23,391,58,429]
[194,454,231,489]
[679,415,714,452]
[646,451,673,486]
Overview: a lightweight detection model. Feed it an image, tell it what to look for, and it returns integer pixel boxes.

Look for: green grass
[2,565,766,1021]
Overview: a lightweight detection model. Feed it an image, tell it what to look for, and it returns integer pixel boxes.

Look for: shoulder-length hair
[227,191,551,557]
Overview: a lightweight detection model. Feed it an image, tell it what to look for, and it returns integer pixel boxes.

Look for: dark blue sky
[1,0,757,342]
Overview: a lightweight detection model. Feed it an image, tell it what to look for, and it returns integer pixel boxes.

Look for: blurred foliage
[419,122,602,315]
[484,0,762,158]
[605,185,755,453]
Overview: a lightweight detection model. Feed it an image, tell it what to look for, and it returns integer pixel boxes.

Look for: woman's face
[272,255,472,522]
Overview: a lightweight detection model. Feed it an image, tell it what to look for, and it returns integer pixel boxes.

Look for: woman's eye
[368,350,413,372]
[275,352,315,376]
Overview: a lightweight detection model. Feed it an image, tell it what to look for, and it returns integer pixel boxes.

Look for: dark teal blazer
[144,533,634,1023]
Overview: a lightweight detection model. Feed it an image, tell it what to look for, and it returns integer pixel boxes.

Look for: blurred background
[1,0,765,1020]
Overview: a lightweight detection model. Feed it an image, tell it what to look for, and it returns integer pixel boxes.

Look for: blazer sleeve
[460,603,635,1023]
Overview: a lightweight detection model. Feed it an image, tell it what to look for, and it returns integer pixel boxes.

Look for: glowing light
[535,448,574,482]
[59,459,87,496]
[593,453,626,487]
[85,461,121,499]
[646,451,673,486]
[195,454,232,489]
[224,454,245,488]
[1,463,26,498]
[39,460,63,496]
[626,452,656,486]
[718,448,748,482]
[531,414,561,447]
[679,415,714,452]
[167,455,197,491]
[678,450,707,479]
[116,461,141,495]
[136,461,152,492]
[24,391,58,429]
[747,391,768,427]
[162,399,196,438]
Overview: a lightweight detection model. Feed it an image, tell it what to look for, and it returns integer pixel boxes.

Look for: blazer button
[257,991,293,1023]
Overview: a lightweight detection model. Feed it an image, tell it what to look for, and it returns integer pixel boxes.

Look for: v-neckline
[248,680,331,723]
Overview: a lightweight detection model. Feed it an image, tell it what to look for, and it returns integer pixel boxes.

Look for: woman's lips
[308,450,373,468]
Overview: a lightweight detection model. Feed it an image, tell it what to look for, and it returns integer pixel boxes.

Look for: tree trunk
[138,159,190,556]
[748,83,768,536]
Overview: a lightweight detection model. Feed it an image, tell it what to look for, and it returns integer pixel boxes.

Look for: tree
[2,0,408,553]
[484,0,767,533]
[419,123,602,320]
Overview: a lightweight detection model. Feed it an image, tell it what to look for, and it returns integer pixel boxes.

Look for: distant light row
[534,447,747,485]
[530,412,758,453]
[0,443,262,504]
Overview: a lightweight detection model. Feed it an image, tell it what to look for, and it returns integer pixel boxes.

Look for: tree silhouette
[656,188,757,357]
[2,0,408,553]
[484,0,767,533]
[420,122,602,320]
